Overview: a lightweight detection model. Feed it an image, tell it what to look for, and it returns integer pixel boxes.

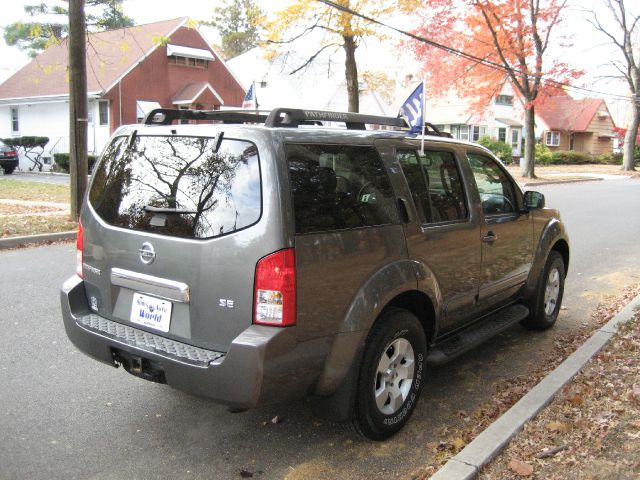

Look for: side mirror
[524,191,545,210]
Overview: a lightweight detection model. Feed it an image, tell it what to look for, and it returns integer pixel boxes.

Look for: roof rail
[142,107,452,137]
[144,109,269,125]
[264,108,409,130]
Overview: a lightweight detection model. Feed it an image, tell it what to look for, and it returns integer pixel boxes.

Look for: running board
[426,304,530,366]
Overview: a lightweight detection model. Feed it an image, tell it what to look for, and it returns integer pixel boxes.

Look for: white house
[425,82,525,158]
[226,47,391,116]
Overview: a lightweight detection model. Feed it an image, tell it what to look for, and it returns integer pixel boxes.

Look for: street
[1,178,639,480]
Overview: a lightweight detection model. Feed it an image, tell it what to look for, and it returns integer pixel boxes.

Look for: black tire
[352,308,427,440]
[521,250,565,330]
[3,166,15,174]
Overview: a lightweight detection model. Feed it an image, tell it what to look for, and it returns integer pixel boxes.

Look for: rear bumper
[60,275,329,408]
[0,158,17,169]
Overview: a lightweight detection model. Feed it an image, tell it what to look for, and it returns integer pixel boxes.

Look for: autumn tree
[265,0,411,113]
[410,0,574,178]
[207,0,263,59]
[4,0,134,58]
[588,0,639,171]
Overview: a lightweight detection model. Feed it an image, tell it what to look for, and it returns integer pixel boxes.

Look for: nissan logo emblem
[139,242,156,265]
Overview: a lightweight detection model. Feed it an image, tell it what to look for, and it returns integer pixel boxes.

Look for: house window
[459,125,469,141]
[10,107,18,133]
[498,127,507,143]
[99,100,109,126]
[450,125,459,138]
[511,129,519,149]
[168,55,208,68]
[495,95,514,106]
[546,131,560,146]
[472,125,487,142]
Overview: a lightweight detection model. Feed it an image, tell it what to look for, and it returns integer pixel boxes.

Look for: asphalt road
[1,178,638,480]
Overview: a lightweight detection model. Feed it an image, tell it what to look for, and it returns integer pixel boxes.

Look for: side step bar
[426,304,530,366]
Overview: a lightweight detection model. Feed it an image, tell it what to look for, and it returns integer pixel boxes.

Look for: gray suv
[61,108,569,440]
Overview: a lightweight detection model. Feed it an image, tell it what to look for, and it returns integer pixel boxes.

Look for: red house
[0,18,246,164]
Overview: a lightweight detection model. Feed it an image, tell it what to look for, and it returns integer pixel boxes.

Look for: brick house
[535,96,616,156]
[0,18,245,170]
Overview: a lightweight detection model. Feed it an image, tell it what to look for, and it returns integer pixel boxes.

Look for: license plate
[130,293,172,333]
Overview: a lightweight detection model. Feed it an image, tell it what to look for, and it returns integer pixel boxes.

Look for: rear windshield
[89,135,261,239]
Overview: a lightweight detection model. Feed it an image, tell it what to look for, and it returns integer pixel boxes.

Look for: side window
[467,152,516,215]
[397,149,468,223]
[286,144,398,234]
[396,151,431,223]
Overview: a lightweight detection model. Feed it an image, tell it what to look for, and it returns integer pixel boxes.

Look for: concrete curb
[0,231,76,249]
[12,170,70,177]
[520,177,603,187]
[429,292,640,480]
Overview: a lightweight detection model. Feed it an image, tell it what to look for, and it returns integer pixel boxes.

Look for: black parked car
[0,140,18,174]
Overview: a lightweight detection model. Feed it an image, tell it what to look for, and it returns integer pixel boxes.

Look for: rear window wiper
[143,205,198,214]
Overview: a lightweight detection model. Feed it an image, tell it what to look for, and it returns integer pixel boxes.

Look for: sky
[0,0,636,126]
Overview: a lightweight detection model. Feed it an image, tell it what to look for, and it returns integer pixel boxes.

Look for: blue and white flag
[242,81,258,109]
[399,82,424,134]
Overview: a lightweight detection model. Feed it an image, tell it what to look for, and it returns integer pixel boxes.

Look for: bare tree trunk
[622,100,639,171]
[69,0,88,220]
[520,105,536,178]
[343,35,359,113]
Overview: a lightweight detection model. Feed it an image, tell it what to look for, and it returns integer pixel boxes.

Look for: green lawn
[0,179,70,204]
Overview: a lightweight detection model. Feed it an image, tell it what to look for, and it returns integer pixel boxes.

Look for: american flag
[242,81,258,110]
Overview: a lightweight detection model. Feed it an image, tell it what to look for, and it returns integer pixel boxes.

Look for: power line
[314,0,636,104]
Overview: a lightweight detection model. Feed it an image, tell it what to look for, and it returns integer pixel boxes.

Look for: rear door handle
[482,232,498,243]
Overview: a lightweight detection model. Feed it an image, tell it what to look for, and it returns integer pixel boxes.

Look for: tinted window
[467,152,516,215]
[398,150,468,223]
[286,144,398,234]
[396,151,431,222]
[89,135,261,239]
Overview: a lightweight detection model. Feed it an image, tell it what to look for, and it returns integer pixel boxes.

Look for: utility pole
[68,0,88,219]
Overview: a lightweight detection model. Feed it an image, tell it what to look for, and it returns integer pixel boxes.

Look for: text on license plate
[130,293,172,333]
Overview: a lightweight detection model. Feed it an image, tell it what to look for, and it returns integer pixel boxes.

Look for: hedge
[53,153,97,173]
[477,136,513,164]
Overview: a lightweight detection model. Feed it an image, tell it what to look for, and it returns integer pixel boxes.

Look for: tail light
[76,221,84,278]
[253,248,296,327]
[7,150,16,156]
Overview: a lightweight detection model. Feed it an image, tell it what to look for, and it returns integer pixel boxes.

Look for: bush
[477,136,513,164]
[53,153,97,173]
[535,143,553,165]
[548,150,592,164]
[595,152,623,165]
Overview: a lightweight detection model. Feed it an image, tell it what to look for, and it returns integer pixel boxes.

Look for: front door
[467,152,533,306]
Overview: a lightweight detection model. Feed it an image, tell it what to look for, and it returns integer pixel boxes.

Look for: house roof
[0,17,188,101]
[172,82,223,105]
[536,96,606,132]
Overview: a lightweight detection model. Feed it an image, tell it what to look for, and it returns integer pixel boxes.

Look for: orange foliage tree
[409,0,578,178]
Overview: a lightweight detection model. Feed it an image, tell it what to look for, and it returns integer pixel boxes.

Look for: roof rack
[143,107,451,137]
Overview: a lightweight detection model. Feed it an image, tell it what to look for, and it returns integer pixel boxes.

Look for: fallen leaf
[451,437,465,450]
[568,394,584,406]
[507,459,534,476]
[546,420,570,433]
